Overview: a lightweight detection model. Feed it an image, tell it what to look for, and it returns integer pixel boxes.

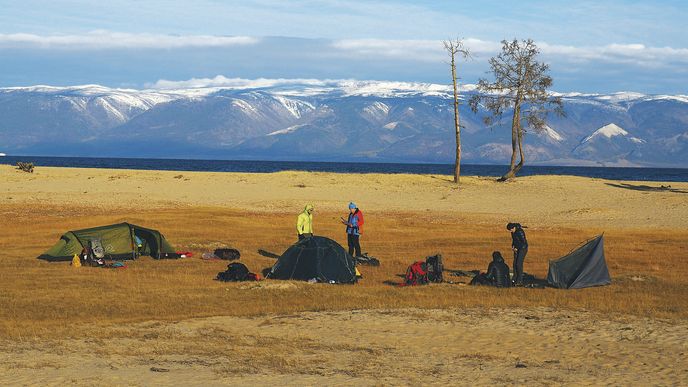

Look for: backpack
[216,262,250,282]
[425,254,444,283]
[356,210,364,233]
[403,261,428,286]
[214,248,241,261]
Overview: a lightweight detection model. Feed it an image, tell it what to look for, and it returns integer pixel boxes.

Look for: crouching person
[470,251,511,288]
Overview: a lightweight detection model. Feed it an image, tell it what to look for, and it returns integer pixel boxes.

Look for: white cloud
[330,38,499,61]
[331,37,688,68]
[539,42,688,67]
[0,31,259,49]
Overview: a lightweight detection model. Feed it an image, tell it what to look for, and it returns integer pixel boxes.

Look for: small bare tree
[443,38,471,184]
[469,39,564,181]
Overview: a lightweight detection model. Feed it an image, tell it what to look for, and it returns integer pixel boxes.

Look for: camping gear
[450,269,480,278]
[402,261,428,286]
[71,254,81,268]
[38,223,178,262]
[104,262,127,269]
[354,253,380,266]
[266,236,357,283]
[547,235,611,289]
[217,262,250,282]
[426,254,444,283]
[214,248,241,260]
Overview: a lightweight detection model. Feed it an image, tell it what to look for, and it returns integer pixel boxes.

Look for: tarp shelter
[267,236,357,283]
[38,223,177,262]
[547,235,611,289]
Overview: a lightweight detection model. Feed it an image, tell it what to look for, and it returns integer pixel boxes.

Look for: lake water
[1,156,687,182]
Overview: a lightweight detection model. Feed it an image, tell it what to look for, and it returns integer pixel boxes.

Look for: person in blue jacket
[341,202,364,257]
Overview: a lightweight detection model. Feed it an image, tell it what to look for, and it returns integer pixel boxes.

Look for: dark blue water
[1,156,687,182]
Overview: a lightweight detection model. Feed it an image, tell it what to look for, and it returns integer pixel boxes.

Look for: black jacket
[487,260,511,288]
[511,227,528,250]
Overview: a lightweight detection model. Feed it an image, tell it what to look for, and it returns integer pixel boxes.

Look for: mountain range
[1,80,687,167]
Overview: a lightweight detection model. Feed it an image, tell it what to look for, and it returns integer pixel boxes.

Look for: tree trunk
[451,54,461,184]
[499,101,521,181]
[514,123,525,175]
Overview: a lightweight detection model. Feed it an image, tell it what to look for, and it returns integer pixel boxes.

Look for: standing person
[341,202,364,257]
[296,204,314,240]
[507,222,528,286]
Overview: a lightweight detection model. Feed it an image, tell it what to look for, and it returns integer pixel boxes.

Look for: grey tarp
[547,235,611,289]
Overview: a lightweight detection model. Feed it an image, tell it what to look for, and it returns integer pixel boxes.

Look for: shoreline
[1,157,686,182]
[3,163,688,182]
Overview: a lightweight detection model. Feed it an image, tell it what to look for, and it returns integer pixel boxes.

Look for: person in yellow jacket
[296,204,314,240]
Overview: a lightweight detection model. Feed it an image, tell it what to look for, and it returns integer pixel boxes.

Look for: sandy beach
[1,165,687,385]
[2,165,687,229]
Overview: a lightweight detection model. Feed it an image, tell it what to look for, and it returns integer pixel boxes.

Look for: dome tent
[38,223,178,262]
[267,236,357,283]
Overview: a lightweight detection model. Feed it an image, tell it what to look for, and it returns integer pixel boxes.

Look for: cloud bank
[331,38,688,69]
[1,34,686,93]
[0,31,259,49]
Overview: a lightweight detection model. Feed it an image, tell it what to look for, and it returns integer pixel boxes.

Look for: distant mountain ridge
[1,80,687,167]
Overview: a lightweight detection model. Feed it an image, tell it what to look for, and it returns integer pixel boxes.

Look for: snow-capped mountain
[585,123,643,142]
[0,81,687,167]
[572,123,646,162]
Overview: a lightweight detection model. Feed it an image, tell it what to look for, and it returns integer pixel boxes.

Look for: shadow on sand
[605,183,688,194]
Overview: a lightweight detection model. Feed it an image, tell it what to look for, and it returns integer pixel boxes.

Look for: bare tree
[469,39,564,181]
[443,38,471,184]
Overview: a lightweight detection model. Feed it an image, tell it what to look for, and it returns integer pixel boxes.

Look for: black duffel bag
[216,262,250,282]
[214,248,241,260]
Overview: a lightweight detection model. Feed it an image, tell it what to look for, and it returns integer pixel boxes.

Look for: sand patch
[2,165,687,228]
[1,308,685,386]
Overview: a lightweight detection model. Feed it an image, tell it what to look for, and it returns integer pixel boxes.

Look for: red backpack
[356,210,364,233]
[402,261,429,286]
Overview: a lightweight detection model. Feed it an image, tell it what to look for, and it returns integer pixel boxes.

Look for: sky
[0,0,686,93]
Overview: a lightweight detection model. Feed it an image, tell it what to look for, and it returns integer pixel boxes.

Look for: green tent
[38,223,178,262]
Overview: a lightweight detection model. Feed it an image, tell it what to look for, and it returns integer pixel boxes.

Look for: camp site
[0,165,686,385]
[2,1,688,385]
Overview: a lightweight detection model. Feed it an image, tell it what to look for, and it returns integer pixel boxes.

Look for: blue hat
[348,202,357,209]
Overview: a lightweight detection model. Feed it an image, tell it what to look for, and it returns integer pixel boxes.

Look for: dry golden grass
[1,203,686,339]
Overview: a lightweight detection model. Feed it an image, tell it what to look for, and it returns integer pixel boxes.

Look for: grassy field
[1,203,686,339]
